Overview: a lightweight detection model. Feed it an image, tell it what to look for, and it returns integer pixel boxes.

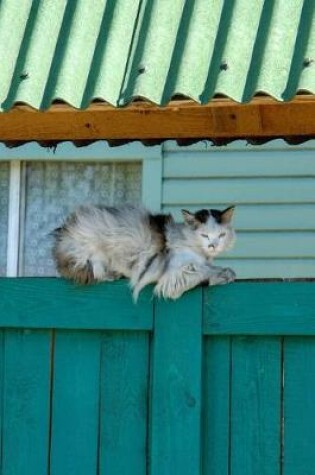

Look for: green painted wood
[220,231,315,258]
[0,279,153,330]
[50,331,101,475]
[0,141,162,161]
[150,288,203,475]
[204,282,315,335]
[164,204,315,231]
[283,337,315,474]
[99,332,149,475]
[216,258,315,279]
[162,142,315,279]
[163,177,315,204]
[230,337,281,475]
[2,329,51,475]
[164,150,315,178]
[203,337,230,475]
[142,154,162,212]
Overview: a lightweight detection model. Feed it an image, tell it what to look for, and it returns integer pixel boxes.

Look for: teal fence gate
[0,279,314,475]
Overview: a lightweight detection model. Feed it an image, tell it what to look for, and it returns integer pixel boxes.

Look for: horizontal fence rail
[0,279,314,475]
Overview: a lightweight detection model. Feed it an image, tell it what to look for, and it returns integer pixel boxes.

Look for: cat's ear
[221,206,235,224]
[181,209,199,228]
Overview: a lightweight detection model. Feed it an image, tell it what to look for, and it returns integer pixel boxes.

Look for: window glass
[21,162,141,276]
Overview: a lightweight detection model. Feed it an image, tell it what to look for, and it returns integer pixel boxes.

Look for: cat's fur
[52,205,236,300]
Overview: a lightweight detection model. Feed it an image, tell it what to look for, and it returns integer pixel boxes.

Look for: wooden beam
[0,96,314,141]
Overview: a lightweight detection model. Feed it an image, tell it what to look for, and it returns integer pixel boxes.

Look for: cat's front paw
[154,280,184,300]
[209,267,236,286]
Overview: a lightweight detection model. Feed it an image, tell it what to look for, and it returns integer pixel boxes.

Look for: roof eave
[0,95,314,143]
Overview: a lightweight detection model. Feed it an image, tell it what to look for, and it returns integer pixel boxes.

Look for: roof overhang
[0,95,314,143]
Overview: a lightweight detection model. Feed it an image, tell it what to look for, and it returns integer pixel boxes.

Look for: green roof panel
[0,0,314,111]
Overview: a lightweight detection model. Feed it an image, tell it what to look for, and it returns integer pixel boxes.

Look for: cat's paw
[154,280,184,300]
[209,267,236,286]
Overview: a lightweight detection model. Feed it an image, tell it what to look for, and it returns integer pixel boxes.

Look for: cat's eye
[219,232,227,238]
[201,233,209,239]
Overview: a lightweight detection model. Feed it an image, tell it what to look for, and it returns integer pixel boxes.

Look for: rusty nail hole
[138,65,146,74]
[20,72,29,80]
[230,113,236,120]
[85,123,91,128]
[220,61,228,71]
[303,57,314,68]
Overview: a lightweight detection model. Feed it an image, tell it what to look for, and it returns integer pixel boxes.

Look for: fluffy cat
[53,205,236,300]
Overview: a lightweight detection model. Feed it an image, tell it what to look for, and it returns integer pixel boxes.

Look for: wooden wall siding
[0,279,314,475]
[161,141,315,278]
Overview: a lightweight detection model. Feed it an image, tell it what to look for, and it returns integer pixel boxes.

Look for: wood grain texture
[203,337,231,475]
[230,337,281,475]
[2,330,51,475]
[50,331,101,475]
[283,337,315,475]
[99,332,149,475]
[204,282,315,335]
[150,288,203,475]
[0,96,314,141]
[0,279,153,330]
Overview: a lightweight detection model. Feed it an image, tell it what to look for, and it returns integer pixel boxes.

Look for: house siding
[161,140,315,278]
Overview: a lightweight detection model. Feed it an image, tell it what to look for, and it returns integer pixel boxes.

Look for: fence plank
[0,279,153,330]
[230,337,281,475]
[2,330,51,475]
[283,337,315,474]
[99,332,149,475]
[50,331,101,475]
[150,288,203,475]
[204,282,315,335]
[203,337,231,475]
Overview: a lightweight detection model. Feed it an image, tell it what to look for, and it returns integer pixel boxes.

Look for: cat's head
[181,206,236,258]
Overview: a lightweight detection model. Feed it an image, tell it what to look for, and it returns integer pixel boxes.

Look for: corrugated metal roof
[0,0,314,112]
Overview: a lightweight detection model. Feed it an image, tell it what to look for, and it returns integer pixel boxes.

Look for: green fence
[0,279,314,475]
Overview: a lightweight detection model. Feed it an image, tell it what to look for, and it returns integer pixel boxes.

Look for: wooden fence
[0,279,314,475]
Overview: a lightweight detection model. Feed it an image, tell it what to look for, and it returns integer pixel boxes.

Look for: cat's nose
[208,244,215,250]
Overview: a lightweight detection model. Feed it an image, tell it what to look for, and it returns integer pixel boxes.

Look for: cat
[52,204,236,300]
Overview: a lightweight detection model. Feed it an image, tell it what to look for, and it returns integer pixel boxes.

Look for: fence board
[283,337,315,475]
[150,288,203,475]
[230,337,281,475]
[203,337,231,475]
[0,279,153,330]
[204,283,315,335]
[50,331,101,475]
[2,330,51,475]
[99,332,149,475]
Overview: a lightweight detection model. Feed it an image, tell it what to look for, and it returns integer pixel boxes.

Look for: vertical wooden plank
[50,330,101,475]
[283,337,315,474]
[203,337,231,475]
[231,337,281,475]
[99,331,149,475]
[142,154,163,212]
[2,329,51,475]
[150,288,203,475]
[0,331,4,470]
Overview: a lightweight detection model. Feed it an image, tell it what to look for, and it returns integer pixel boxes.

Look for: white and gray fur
[52,205,236,300]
